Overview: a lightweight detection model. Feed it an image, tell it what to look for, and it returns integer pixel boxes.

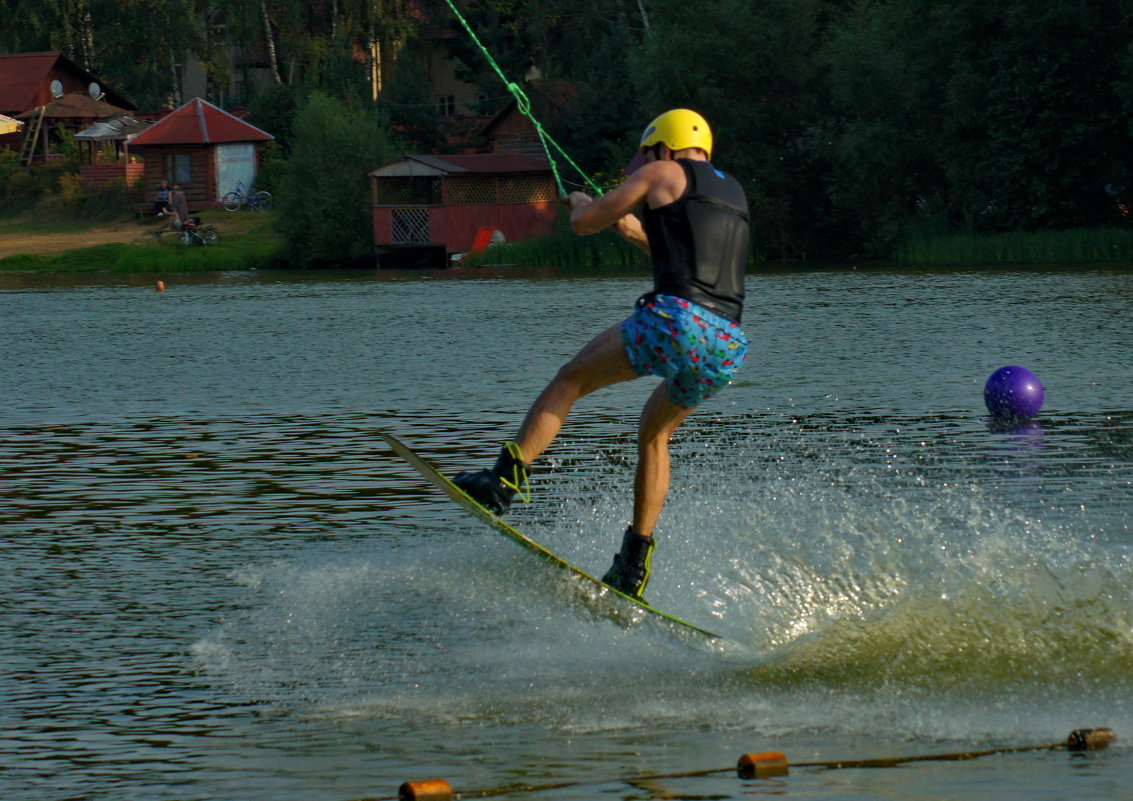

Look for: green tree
[274,91,401,266]
[524,0,650,177]
[943,0,1132,232]
[245,82,302,155]
[819,0,961,251]
[631,0,839,257]
[1,0,78,56]
[438,0,649,178]
[95,0,203,107]
[822,0,1133,250]
[0,0,204,108]
[376,36,452,153]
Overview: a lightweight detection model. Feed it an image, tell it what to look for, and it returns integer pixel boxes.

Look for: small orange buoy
[398,778,452,800]
[737,751,789,779]
[155,280,165,292]
[1068,728,1116,751]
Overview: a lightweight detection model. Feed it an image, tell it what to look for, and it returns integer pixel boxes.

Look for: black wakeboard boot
[452,442,528,514]
[601,526,655,600]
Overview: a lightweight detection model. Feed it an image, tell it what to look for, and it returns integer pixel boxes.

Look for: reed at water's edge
[472,220,1133,270]
[463,215,647,269]
[893,226,1133,265]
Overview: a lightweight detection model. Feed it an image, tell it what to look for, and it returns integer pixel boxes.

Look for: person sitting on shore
[154,180,172,216]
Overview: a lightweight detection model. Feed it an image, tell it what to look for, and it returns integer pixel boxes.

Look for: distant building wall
[428,47,482,117]
[141,146,217,206]
[79,162,144,189]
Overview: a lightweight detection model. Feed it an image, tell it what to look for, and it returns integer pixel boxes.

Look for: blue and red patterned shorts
[621,294,748,408]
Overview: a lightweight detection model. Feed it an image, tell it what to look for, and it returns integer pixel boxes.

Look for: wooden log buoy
[398,778,453,800]
[1067,728,1116,751]
[737,751,789,779]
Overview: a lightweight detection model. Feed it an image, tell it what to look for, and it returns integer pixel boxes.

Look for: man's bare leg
[599,382,692,597]
[452,323,637,514]
[633,381,694,537]
[513,323,694,536]
[513,323,638,463]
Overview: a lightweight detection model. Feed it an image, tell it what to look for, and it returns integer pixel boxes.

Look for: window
[501,175,556,204]
[391,208,431,244]
[436,95,455,117]
[375,177,442,205]
[448,176,496,205]
[163,153,192,184]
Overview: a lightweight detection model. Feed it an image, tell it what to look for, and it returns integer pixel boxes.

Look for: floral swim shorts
[621,294,749,408]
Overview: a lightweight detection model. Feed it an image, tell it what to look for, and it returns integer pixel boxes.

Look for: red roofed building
[0,51,135,161]
[369,153,557,268]
[0,52,134,118]
[128,97,273,208]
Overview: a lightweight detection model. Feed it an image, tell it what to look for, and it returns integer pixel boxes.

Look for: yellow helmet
[639,109,713,159]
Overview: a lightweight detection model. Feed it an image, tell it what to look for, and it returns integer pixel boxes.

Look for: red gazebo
[369,153,557,268]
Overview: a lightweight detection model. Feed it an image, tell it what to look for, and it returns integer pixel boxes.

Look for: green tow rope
[443,0,604,197]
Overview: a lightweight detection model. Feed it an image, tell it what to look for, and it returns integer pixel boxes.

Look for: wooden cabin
[0,52,135,163]
[0,52,134,117]
[127,97,273,209]
[369,153,557,268]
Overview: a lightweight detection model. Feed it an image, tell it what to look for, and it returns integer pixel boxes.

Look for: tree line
[7,0,1133,258]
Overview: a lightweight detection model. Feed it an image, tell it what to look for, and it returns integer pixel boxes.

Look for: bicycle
[222,182,273,212]
[179,217,220,247]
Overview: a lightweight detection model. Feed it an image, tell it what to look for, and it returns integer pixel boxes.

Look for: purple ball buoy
[984,365,1044,418]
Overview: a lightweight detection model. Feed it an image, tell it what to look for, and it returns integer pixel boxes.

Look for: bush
[0,163,61,213]
[56,171,85,203]
[28,171,138,221]
[893,227,1133,264]
[274,92,402,266]
[252,142,286,195]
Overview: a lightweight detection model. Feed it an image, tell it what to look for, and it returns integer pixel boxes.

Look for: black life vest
[642,159,749,322]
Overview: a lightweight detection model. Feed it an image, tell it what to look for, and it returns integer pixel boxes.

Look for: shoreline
[0,209,279,272]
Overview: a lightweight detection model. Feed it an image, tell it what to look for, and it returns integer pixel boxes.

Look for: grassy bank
[10,206,1130,273]
[894,226,1133,264]
[0,208,281,272]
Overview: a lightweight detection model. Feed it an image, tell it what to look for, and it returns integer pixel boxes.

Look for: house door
[215,143,256,199]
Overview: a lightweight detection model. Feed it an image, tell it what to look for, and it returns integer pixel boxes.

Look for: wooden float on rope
[388,728,1116,801]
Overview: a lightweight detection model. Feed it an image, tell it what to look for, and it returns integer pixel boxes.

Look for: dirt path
[0,220,163,259]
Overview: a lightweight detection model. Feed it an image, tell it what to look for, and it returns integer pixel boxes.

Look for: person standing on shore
[453,109,750,600]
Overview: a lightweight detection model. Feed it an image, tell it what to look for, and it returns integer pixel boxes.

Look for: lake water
[2,264,1131,801]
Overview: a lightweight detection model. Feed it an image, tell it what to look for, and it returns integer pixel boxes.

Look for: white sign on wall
[215,143,256,199]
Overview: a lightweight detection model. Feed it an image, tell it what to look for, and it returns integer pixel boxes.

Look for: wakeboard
[381,431,721,642]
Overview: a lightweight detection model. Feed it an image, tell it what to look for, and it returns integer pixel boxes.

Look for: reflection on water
[1,266,1132,801]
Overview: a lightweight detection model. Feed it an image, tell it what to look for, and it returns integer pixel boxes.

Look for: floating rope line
[345,727,1116,801]
[442,0,604,198]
